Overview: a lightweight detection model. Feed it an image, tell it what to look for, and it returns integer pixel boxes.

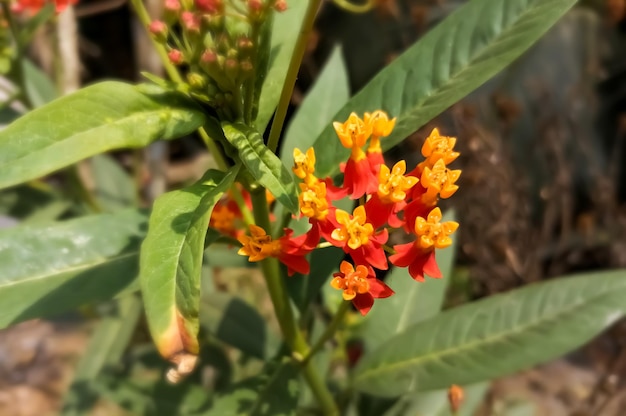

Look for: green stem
[243,22,260,124]
[250,189,338,416]
[305,300,351,364]
[331,0,375,13]
[198,126,229,171]
[129,0,183,84]
[2,1,33,109]
[266,0,321,153]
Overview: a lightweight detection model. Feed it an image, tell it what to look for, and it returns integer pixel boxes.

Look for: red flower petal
[352,292,374,316]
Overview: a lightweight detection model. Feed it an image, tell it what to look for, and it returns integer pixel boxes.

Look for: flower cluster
[228,111,460,315]
[147,0,286,120]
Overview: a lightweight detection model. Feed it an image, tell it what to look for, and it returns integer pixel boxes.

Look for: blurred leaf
[200,292,279,360]
[141,167,238,368]
[382,382,489,416]
[22,59,57,108]
[281,46,350,167]
[0,184,68,222]
[312,0,578,177]
[255,1,308,132]
[205,244,254,268]
[353,270,626,396]
[209,359,300,416]
[0,81,206,189]
[61,294,143,416]
[91,154,137,212]
[0,208,146,329]
[222,123,298,213]
[361,211,457,351]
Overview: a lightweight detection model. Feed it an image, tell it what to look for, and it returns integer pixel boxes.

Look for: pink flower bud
[168,49,184,65]
[148,20,167,37]
[195,0,222,14]
[201,50,218,64]
[248,0,262,12]
[164,0,180,12]
[181,11,201,32]
[274,0,287,12]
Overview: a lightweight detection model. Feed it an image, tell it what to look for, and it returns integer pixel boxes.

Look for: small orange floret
[420,159,462,204]
[237,224,281,261]
[378,160,419,204]
[332,206,374,250]
[330,261,370,301]
[365,110,396,143]
[299,181,329,220]
[210,204,237,235]
[293,147,316,182]
[420,128,460,168]
[414,207,459,250]
[333,113,371,160]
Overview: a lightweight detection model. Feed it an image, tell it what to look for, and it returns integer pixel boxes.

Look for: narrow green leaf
[0,209,147,329]
[222,123,299,213]
[23,59,57,108]
[209,359,300,416]
[362,211,457,351]
[61,295,143,416]
[313,0,578,177]
[255,1,308,132]
[353,270,626,396]
[200,292,279,360]
[0,81,206,189]
[281,46,350,167]
[91,154,137,212]
[140,167,238,376]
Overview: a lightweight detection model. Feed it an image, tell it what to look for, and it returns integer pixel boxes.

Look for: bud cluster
[148,0,286,120]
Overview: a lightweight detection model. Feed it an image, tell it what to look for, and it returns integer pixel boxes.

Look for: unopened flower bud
[181,11,201,33]
[448,385,464,413]
[168,49,184,65]
[248,0,262,12]
[237,37,253,50]
[195,0,222,14]
[187,72,206,90]
[225,58,238,71]
[226,48,238,59]
[201,49,218,64]
[274,0,287,11]
[240,59,253,73]
[165,0,180,12]
[148,20,168,42]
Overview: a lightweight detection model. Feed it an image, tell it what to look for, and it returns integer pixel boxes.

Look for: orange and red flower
[330,261,393,315]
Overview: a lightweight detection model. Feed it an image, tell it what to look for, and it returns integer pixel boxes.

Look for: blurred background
[2,0,626,414]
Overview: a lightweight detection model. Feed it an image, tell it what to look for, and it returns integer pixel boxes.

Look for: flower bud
[168,49,184,65]
[181,11,201,33]
[164,0,180,12]
[274,0,287,11]
[148,20,168,42]
[195,0,222,14]
[248,0,262,13]
[448,385,464,413]
[187,72,207,90]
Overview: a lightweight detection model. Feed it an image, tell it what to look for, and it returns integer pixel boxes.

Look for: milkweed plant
[1,0,625,415]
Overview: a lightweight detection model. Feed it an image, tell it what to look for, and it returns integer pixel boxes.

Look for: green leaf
[312,0,578,177]
[281,46,350,168]
[361,211,457,351]
[382,382,489,416]
[90,154,137,212]
[222,123,299,213]
[61,295,143,416]
[0,209,147,329]
[209,359,300,416]
[353,270,626,397]
[200,292,279,360]
[23,59,57,108]
[0,81,206,189]
[255,1,308,132]
[140,167,238,373]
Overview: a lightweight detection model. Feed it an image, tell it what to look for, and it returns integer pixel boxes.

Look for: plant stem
[305,300,350,364]
[1,1,34,109]
[129,0,183,84]
[250,189,338,416]
[198,126,229,171]
[331,0,375,13]
[266,0,321,153]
